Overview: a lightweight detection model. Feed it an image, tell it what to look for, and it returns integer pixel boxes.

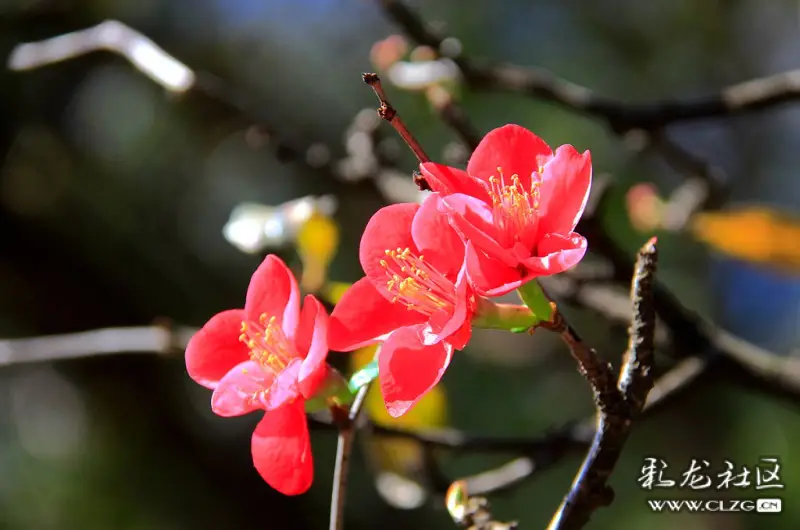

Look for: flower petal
[464,242,525,296]
[245,255,301,337]
[522,232,588,276]
[211,360,275,417]
[379,326,453,418]
[441,193,518,267]
[538,145,593,234]
[411,193,465,277]
[419,162,489,201]
[360,203,420,287]
[295,295,330,398]
[251,402,313,495]
[467,124,552,190]
[185,309,249,389]
[328,277,427,351]
[422,265,472,346]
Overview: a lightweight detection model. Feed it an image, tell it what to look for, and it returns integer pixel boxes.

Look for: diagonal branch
[375,0,800,132]
[547,238,659,530]
[329,382,371,530]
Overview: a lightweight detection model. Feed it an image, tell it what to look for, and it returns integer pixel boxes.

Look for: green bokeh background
[0,1,798,529]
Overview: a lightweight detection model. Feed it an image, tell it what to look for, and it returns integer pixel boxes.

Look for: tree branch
[375,0,800,132]
[547,238,659,530]
[363,72,431,165]
[329,383,371,530]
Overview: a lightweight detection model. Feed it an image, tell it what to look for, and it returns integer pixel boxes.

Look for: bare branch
[8,20,195,92]
[363,72,431,165]
[329,383,371,530]
[374,1,800,131]
[618,237,659,412]
[547,239,659,530]
[0,324,195,366]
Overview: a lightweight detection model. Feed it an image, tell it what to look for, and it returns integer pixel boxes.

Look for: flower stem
[305,367,354,413]
[517,280,555,323]
[472,298,539,331]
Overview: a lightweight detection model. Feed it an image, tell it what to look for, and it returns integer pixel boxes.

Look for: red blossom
[329,195,474,417]
[185,255,331,496]
[420,124,592,296]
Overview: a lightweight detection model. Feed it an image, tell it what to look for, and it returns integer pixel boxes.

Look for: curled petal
[423,265,472,346]
[185,309,248,389]
[251,402,313,495]
[328,277,426,351]
[464,242,525,297]
[419,162,489,201]
[295,295,330,398]
[359,203,420,287]
[441,194,518,267]
[211,360,275,417]
[245,255,301,337]
[467,124,552,190]
[411,193,465,277]
[379,326,453,418]
[538,145,593,234]
[522,232,588,276]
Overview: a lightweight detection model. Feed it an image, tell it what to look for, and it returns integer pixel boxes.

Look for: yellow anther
[238,312,295,374]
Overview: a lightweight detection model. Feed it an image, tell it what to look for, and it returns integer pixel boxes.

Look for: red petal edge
[244,255,301,336]
[379,326,453,418]
[251,401,313,495]
[185,309,248,389]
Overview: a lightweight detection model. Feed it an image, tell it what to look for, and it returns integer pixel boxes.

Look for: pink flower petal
[251,402,314,495]
[295,295,330,399]
[379,326,453,418]
[359,203,420,287]
[185,309,249,389]
[328,277,426,351]
[422,265,472,345]
[441,194,518,267]
[467,124,552,190]
[244,255,301,337]
[537,145,592,234]
[211,360,275,417]
[464,242,525,296]
[522,232,588,276]
[411,193,465,278]
[419,162,489,201]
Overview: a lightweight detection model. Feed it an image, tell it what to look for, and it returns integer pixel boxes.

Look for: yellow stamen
[380,247,456,316]
[238,313,296,373]
[485,166,542,246]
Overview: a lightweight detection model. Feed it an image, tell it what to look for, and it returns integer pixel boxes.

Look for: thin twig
[329,382,371,530]
[547,239,659,530]
[618,237,659,413]
[363,72,431,165]
[0,324,195,366]
[547,314,623,416]
[375,0,800,131]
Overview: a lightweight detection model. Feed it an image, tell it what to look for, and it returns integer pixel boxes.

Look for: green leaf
[510,326,529,334]
[348,359,379,393]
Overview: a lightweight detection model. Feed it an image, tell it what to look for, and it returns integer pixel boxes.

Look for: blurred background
[0,0,798,529]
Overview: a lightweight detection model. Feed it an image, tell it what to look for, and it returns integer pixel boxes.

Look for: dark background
[0,1,798,529]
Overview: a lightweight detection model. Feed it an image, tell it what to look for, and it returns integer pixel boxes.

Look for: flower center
[379,247,457,316]
[239,313,296,374]
[486,166,542,246]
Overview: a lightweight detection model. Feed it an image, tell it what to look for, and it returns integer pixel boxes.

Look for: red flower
[420,124,592,296]
[329,195,474,417]
[185,255,331,495]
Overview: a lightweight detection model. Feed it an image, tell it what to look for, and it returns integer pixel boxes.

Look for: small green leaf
[509,326,529,334]
[348,359,379,392]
